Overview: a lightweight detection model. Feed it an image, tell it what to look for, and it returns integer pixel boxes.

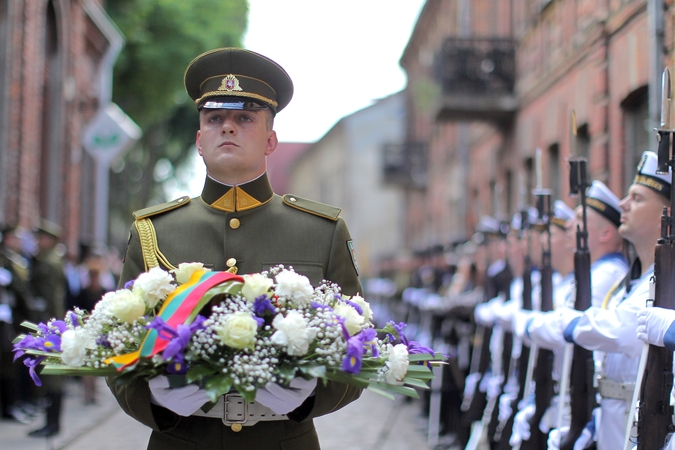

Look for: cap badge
[218,74,243,92]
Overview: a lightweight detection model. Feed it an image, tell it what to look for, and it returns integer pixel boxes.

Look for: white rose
[60,328,96,367]
[172,262,210,285]
[133,267,176,308]
[383,343,409,384]
[334,302,365,335]
[348,295,373,323]
[274,270,313,305]
[107,289,146,324]
[241,273,274,302]
[270,311,318,356]
[217,311,258,349]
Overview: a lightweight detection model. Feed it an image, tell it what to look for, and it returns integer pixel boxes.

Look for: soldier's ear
[196,131,203,156]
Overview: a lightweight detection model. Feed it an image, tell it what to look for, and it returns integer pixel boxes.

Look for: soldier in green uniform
[108,48,363,450]
[28,220,67,437]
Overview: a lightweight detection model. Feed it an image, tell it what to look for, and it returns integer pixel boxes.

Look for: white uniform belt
[192,393,288,426]
[597,377,634,401]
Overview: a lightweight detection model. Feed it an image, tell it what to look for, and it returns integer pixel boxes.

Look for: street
[1,378,434,450]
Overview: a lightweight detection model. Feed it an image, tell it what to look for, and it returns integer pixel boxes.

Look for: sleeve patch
[347,240,359,276]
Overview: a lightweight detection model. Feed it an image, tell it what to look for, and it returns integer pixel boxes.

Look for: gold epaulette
[132,196,190,220]
[132,197,189,272]
[282,194,341,221]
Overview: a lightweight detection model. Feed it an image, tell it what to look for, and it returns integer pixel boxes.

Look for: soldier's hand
[636,307,675,347]
[148,375,210,416]
[254,377,317,414]
[510,402,535,446]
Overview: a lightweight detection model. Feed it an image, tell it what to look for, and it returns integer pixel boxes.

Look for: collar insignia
[218,74,243,92]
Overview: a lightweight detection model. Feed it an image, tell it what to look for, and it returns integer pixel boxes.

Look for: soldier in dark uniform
[28,219,67,437]
[107,48,363,450]
[0,225,34,423]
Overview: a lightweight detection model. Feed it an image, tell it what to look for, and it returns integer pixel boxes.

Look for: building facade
[0,0,121,255]
[398,0,668,250]
[288,92,407,278]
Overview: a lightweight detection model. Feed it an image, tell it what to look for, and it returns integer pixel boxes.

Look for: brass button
[229,218,240,229]
[231,423,242,432]
[226,258,237,268]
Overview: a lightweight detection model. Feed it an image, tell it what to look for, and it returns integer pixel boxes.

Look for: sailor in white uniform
[554,152,670,450]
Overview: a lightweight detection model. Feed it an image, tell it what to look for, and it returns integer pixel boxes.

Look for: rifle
[559,112,596,449]
[634,66,675,450]
[521,149,555,450]
[494,207,534,448]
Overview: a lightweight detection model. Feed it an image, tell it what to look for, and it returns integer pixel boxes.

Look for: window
[622,87,649,191]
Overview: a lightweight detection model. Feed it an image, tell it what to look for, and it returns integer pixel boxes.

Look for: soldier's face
[196,108,278,184]
[618,184,666,244]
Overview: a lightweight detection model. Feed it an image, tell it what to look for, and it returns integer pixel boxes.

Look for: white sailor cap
[586,180,621,227]
[633,151,672,200]
[477,216,509,238]
[551,200,574,229]
[510,207,538,232]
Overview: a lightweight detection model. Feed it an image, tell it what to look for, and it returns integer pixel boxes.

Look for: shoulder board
[132,196,191,220]
[282,194,341,221]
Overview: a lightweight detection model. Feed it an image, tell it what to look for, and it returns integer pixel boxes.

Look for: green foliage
[107,0,248,127]
[105,0,247,250]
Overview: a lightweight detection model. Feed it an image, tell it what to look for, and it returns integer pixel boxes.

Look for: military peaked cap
[184,48,294,113]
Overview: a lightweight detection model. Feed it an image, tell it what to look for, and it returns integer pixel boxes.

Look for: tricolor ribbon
[107,270,243,370]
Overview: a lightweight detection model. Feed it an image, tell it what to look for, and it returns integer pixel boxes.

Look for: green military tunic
[108,173,363,450]
[31,247,66,393]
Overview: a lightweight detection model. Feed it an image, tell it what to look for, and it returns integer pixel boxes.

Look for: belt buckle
[222,393,248,427]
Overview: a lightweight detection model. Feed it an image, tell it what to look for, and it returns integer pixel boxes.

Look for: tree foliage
[105,0,248,249]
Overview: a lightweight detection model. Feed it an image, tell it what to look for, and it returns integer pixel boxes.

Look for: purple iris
[124,280,135,289]
[24,356,47,386]
[385,321,407,343]
[253,296,275,317]
[341,328,379,374]
[68,311,80,327]
[147,315,206,371]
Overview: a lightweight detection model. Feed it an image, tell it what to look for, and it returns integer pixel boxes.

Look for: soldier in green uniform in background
[108,48,363,450]
[28,220,67,437]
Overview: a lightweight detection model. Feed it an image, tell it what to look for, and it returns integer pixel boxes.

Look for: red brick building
[398,0,672,250]
[0,0,121,255]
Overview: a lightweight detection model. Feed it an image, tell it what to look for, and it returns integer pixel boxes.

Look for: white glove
[486,374,504,400]
[0,267,11,286]
[254,377,317,414]
[148,375,210,417]
[475,302,495,326]
[498,390,517,423]
[548,427,567,450]
[636,307,675,347]
[510,402,535,446]
[463,372,482,400]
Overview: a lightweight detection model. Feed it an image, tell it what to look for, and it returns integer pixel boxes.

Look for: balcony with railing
[381,142,427,189]
[434,37,517,122]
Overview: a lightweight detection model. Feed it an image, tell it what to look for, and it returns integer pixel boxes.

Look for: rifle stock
[560,249,595,449]
[636,240,675,449]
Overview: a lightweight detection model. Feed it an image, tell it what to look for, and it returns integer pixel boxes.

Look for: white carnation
[107,289,146,324]
[383,343,409,384]
[334,302,365,335]
[132,267,176,308]
[270,311,317,356]
[274,270,313,305]
[172,262,210,285]
[60,328,96,367]
[241,273,273,302]
[348,295,373,322]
